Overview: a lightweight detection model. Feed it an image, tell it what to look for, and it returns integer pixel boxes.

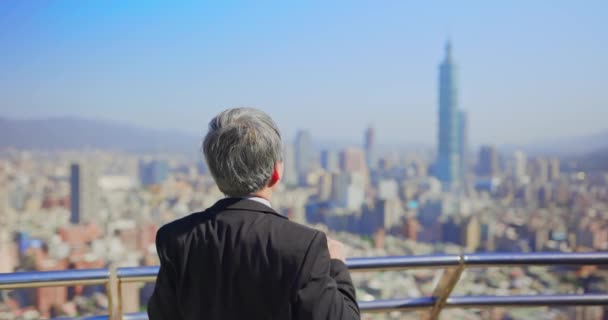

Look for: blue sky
[1,1,607,146]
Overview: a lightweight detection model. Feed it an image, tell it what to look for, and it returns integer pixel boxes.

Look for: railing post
[429,253,465,319]
[107,265,117,320]
[117,273,124,320]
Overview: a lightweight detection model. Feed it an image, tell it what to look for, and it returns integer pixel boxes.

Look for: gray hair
[203,108,283,197]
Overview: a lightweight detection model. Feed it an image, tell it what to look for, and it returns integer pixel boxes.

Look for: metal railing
[1,252,608,320]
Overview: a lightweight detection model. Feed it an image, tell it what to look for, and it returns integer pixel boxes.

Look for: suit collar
[240,196,272,208]
[211,197,287,220]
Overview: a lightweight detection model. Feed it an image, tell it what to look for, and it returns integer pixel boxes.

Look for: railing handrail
[445,293,608,307]
[2,252,606,286]
[0,268,109,289]
[115,266,159,278]
[464,251,608,266]
[2,251,608,320]
[347,254,460,271]
[113,251,608,280]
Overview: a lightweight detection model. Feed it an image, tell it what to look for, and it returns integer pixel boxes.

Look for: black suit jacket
[147,198,360,320]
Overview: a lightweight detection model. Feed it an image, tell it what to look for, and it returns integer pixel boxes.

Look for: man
[148,108,360,320]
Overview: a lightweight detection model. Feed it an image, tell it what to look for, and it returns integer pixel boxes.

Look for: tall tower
[436,40,460,188]
[364,126,376,169]
[70,163,100,224]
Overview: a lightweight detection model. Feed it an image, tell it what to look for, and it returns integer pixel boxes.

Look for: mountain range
[0,117,201,154]
[0,117,607,158]
[513,130,608,156]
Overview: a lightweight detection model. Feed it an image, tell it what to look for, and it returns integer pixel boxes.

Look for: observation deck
[1,252,608,319]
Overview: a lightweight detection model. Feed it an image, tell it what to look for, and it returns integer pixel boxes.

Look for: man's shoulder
[260,217,326,259]
[270,217,322,240]
[155,198,325,251]
[155,210,207,244]
[216,197,322,242]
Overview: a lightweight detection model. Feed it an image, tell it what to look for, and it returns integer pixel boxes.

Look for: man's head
[203,108,283,198]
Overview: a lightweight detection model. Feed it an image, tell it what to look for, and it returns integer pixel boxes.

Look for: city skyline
[1,1,607,146]
[2,2,608,318]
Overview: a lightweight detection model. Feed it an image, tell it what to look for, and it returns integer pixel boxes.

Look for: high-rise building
[138,160,169,187]
[364,126,377,169]
[435,40,461,188]
[408,158,428,178]
[458,111,468,183]
[331,172,365,210]
[339,147,366,173]
[377,179,399,200]
[549,158,561,181]
[295,130,313,181]
[462,216,481,252]
[343,184,365,210]
[477,146,500,177]
[513,151,528,180]
[282,144,298,186]
[70,163,100,224]
[0,178,12,226]
[317,172,333,201]
[0,231,16,273]
[320,149,339,172]
[533,158,549,184]
[331,172,350,203]
[376,199,403,230]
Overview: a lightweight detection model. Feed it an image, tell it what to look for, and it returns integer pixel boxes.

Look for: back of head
[203,108,282,197]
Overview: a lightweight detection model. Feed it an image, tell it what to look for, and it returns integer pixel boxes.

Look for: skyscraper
[295,130,313,183]
[331,172,365,210]
[0,230,16,273]
[435,40,461,188]
[364,126,377,169]
[339,147,366,173]
[317,172,333,201]
[70,163,100,224]
[320,149,339,172]
[548,158,561,181]
[0,177,11,226]
[477,146,500,177]
[512,151,527,180]
[139,160,169,187]
[458,111,468,183]
[533,158,549,184]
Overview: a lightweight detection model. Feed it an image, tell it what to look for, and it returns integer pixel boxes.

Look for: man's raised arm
[147,228,181,320]
[294,233,360,320]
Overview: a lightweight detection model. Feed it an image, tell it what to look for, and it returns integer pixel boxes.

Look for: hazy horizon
[2,115,607,157]
[1,1,607,146]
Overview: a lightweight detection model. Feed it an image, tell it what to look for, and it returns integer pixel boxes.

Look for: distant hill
[577,147,608,171]
[498,130,608,157]
[1,116,606,157]
[528,130,608,156]
[0,117,201,153]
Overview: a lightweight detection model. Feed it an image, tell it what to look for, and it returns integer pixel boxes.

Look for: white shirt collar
[241,196,272,208]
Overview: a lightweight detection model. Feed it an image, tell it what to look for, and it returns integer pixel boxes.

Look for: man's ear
[268,162,283,188]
